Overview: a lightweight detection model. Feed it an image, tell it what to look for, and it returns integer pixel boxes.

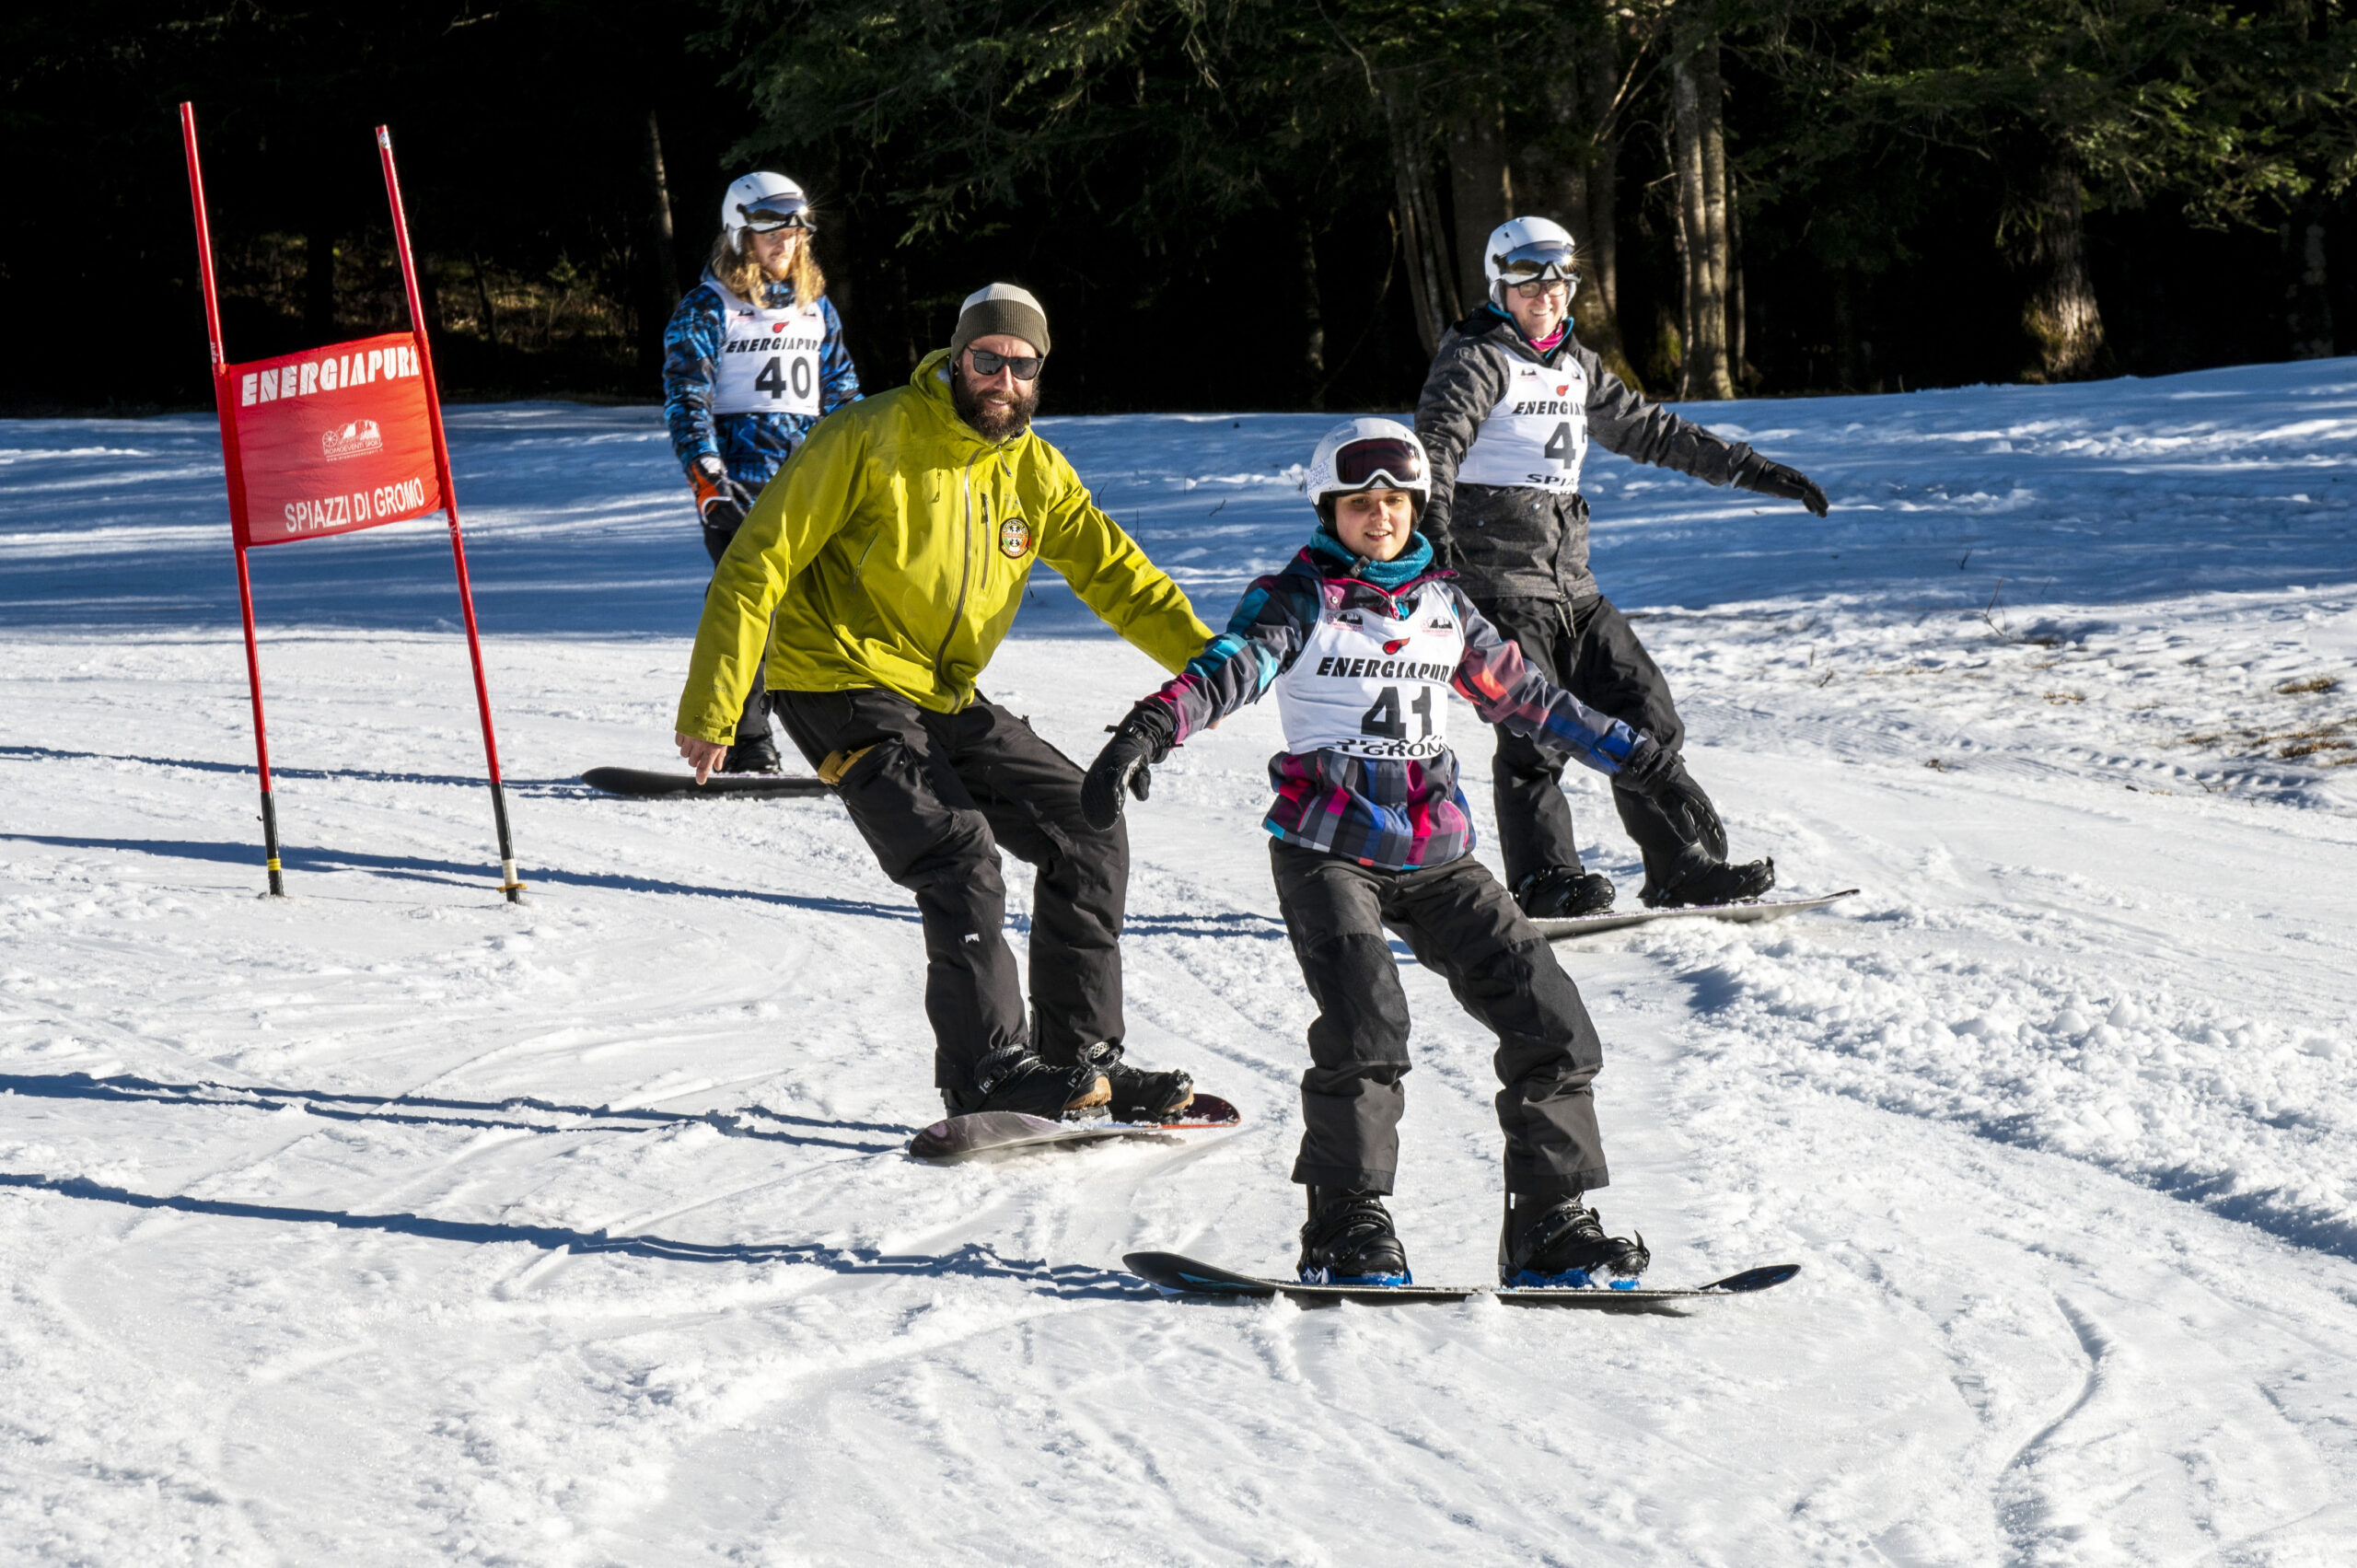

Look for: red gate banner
[226,331,443,547]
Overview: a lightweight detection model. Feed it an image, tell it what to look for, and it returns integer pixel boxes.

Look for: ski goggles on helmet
[737,192,815,232]
[1492,239,1576,283]
[1330,436,1426,491]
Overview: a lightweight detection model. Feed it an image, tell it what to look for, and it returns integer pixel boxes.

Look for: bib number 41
[1360,687,1435,739]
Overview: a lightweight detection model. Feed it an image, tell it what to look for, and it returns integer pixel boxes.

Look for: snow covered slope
[4,360,2355,1565]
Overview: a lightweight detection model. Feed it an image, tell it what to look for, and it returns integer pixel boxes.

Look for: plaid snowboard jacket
[1142,531,1650,870]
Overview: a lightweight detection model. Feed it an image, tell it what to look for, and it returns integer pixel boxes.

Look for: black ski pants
[702,522,772,744]
[1269,839,1608,1199]
[1481,594,1714,891]
[773,687,1127,1092]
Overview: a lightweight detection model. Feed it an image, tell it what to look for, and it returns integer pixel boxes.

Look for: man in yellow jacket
[675,284,1214,1121]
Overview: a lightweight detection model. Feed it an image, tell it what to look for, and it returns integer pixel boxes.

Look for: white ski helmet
[721,171,814,238]
[1483,215,1578,308]
[1305,418,1431,520]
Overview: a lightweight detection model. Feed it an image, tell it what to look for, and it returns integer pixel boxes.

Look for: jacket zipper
[930,447,982,683]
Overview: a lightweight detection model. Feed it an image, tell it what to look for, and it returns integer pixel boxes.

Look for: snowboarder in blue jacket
[661,171,860,772]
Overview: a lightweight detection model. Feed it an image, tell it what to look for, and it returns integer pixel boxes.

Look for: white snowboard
[1530,888,1858,940]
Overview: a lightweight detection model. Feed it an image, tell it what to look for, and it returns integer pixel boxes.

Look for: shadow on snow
[0,1069,914,1154]
[0,830,920,923]
[0,1169,1139,1297]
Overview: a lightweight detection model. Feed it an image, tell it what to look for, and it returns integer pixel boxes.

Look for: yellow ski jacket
[675,349,1213,740]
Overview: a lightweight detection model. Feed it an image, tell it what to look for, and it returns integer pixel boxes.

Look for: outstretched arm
[1081,571,1318,830]
[673,416,864,748]
[1584,351,1828,515]
[1037,481,1213,677]
[1144,573,1318,741]
[1451,595,1649,776]
[1452,593,1727,854]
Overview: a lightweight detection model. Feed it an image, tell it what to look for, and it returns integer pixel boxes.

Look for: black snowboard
[1531,888,1858,941]
[582,766,830,800]
[1123,1250,1799,1310]
[911,1095,1242,1161]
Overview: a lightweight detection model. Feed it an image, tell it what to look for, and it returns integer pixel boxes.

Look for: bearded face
[951,358,1041,442]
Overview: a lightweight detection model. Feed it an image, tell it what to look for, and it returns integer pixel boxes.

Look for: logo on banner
[998,512,1032,559]
[321,419,384,461]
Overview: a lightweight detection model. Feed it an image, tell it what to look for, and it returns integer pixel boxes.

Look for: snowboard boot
[720,734,783,774]
[1079,1041,1195,1122]
[1515,865,1618,920]
[1500,1192,1649,1288]
[1297,1187,1411,1286]
[943,1046,1111,1121]
[1640,856,1775,910]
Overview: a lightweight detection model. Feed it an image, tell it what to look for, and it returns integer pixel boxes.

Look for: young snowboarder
[1082,419,1691,1287]
[1417,215,1828,915]
[662,172,861,772]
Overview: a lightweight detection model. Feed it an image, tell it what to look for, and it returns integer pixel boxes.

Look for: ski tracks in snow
[8,368,2357,1562]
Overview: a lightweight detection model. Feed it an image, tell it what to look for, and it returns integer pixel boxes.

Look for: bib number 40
[1360,686,1435,739]
[753,354,815,402]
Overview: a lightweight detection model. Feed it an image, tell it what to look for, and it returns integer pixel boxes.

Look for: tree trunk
[1670,24,1734,399]
[472,252,501,352]
[1580,22,1624,333]
[639,110,681,377]
[1832,265,1861,391]
[1728,168,1748,388]
[2017,154,2108,381]
[1449,101,1512,312]
[1538,29,1639,388]
[305,225,337,341]
[1300,213,1328,406]
[2284,205,2335,359]
[1381,76,1458,355]
[1698,40,1736,394]
[1668,117,1696,397]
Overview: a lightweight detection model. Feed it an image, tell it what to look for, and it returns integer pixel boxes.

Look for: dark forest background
[7,0,2356,419]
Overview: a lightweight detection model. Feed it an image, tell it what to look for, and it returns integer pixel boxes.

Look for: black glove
[1615,736,1729,861]
[1082,703,1178,830]
[692,456,758,532]
[1739,457,1829,517]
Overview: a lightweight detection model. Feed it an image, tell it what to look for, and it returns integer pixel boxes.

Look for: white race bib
[1455,358,1588,492]
[713,304,826,416]
[1275,583,1467,761]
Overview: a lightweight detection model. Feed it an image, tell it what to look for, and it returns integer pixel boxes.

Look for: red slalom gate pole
[376,125,524,905]
[181,102,286,898]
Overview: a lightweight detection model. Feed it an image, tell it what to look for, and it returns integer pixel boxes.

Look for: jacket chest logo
[997,511,1032,559]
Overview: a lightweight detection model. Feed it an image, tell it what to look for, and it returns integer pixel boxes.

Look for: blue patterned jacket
[662,270,860,491]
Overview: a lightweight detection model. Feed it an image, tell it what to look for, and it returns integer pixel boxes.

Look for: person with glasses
[672,283,1213,1124]
[1416,215,1828,914]
[1080,420,1675,1289]
[662,171,862,772]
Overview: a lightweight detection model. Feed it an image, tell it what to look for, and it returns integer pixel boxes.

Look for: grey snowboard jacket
[1415,308,1777,603]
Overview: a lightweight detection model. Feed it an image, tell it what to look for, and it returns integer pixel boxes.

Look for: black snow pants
[1482,594,1714,891]
[702,522,772,744]
[773,687,1128,1092]
[1269,839,1608,1199]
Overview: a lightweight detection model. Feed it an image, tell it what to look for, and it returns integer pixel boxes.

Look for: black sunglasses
[966,347,1044,381]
